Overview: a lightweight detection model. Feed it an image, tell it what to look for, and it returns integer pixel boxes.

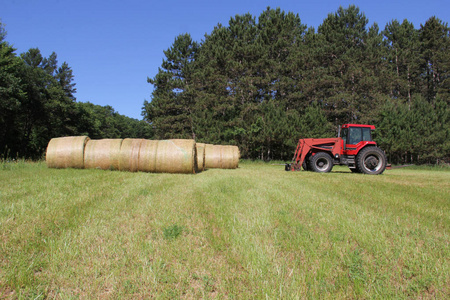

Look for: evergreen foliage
[144,6,450,164]
[143,33,199,139]
[1,7,449,164]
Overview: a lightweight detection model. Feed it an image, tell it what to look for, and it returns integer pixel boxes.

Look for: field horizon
[0,161,448,299]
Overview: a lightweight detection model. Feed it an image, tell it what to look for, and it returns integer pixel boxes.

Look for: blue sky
[2,0,448,120]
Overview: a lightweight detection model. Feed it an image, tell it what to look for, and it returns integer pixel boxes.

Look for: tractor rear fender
[344,141,377,156]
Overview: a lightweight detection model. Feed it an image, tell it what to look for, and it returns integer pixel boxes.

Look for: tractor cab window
[349,128,362,145]
[362,127,372,141]
[348,127,373,145]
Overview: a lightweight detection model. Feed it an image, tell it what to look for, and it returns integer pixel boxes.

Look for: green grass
[0,161,448,299]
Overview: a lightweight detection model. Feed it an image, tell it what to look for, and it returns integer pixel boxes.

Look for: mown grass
[0,161,448,299]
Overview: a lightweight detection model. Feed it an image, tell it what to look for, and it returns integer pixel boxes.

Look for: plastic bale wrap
[119,138,144,172]
[196,143,206,172]
[84,139,123,170]
[138,139,196,174]
[46,136,90,169]
[204,144,240,169]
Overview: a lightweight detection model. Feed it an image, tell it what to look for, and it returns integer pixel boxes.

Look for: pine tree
[143,34,199,139]
[193,8,309,158]
[56,62,77,101]
[317,5,384,124]
[0,23,25,157]
[192,14,260,150]
[383,19,421,107]
[16,49,79,157]
[419,17,450,105]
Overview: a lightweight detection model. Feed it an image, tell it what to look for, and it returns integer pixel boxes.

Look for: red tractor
[285,124,387,175]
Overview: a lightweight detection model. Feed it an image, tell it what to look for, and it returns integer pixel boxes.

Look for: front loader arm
[288,138,342,171]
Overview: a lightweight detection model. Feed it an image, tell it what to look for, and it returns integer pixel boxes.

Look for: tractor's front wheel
[310,152,333,173]
[356,147,387,175]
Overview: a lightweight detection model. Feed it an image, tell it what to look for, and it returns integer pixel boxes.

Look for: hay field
[0,161,449,299]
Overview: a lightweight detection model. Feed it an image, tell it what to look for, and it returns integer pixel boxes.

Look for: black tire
[356,147,387,175]
[310,152,333,173]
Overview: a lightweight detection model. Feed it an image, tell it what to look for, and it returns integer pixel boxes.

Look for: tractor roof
[341,124,376,130]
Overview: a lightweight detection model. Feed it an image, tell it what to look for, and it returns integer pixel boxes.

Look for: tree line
[0,22,153,159]
[1,6,449,164]
[143,6,449,164]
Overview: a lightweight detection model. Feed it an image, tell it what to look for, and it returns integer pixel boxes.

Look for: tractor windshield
[348,127,372,144]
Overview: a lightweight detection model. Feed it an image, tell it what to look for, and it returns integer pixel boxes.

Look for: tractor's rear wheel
[356,147,387,175]
[310,152,333,173]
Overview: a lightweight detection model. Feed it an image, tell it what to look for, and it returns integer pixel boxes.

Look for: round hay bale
[137,139,158,172]
[138,139,196,174]
[219,145,240,169]
[204,144,216,169]
[119,138,144,172]
[227,145,240,169]
[223,145,241,169]
[196,143,206,172]
[84,139,123,170]
[204,144,240,169]
[46,136,90,169]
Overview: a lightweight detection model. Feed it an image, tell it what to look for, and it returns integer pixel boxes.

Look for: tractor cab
[339,124,376,154]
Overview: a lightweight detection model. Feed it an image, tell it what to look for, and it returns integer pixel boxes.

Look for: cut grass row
[0,161,448,299]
